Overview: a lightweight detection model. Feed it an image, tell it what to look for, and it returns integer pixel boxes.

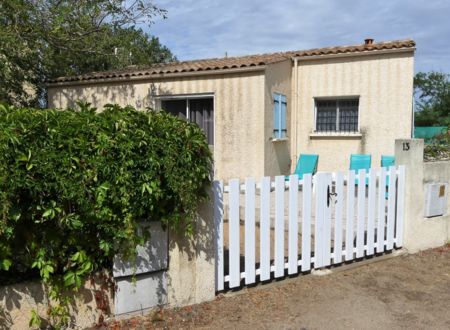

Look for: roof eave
[290,47,416,62]
[46,65,267,88]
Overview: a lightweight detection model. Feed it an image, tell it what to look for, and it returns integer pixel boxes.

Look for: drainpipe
[412,94,415,138]
[293,57,299,170]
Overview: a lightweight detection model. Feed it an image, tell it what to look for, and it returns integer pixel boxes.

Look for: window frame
[313,96,360,133]
[157,93,215,145]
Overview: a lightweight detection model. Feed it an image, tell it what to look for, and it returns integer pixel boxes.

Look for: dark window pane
[189,98,214,145]
[339,99,359,132]
[161,100,187,120]
[316,100,337,132]
[161,98,214,145]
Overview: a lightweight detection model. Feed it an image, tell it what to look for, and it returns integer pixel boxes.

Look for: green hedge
[424,131,450,161]
[0,103,212,287]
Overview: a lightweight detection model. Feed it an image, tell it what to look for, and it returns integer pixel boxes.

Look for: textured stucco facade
[47,48,415,180]
[293,51,414,172]
[395,139,450,253]
[48,71,266,180]
[264,60,292,177]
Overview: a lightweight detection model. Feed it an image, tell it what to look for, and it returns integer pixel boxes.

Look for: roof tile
[47,39,415,84]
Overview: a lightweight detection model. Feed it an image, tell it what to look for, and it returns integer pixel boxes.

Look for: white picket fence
[214,166,406,291]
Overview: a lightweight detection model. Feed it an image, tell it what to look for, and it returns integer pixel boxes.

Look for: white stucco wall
[48,71,266,180]
[48,49,415,179]
[294,51,415,172]
[395,139,450,253]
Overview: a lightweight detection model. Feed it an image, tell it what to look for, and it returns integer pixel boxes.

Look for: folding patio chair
[381,155,395,197]
[286,154,319,181]
[350,154,371,185]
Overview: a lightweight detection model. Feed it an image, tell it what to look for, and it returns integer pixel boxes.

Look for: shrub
[424,130,450,161]
[0,103,212,323]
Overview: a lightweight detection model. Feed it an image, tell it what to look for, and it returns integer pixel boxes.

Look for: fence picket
[260,177,271,281]
[356,170,366,258]
[386,166,397,250]
[334,172,344,264]
[214,181,224,291]
[301,174,312,271]
[367,169,377,256]
[288,175,299,275]
[229,179,240,288]
[395,166,406,247]
[345,171,355,261]
[377,167,387,253]
[274,176,285,278]
[244,178,256,284]
[323,174,332,266]
[314,173,325,268]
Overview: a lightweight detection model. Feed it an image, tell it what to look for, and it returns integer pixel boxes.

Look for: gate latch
[327,185,337,207]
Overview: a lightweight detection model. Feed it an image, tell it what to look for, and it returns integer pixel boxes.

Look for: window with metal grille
[315,98,359,133]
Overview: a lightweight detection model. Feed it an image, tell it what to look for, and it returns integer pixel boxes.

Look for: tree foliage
[0,103,212,326]
[0,1,175,106]
[414,71,450,126]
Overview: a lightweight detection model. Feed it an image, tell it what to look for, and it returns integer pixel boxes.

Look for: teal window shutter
[273,93,287,138]
[281,95,287,138]
[273,94,280,138]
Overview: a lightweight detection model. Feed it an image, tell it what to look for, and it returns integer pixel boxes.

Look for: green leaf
[16,154,28,162]
[29,309,42,328]
[63,272,75,286]
[1,259,12,270]
[42,209,53,218]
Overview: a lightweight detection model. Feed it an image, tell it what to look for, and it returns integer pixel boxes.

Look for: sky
[145,0,450,73]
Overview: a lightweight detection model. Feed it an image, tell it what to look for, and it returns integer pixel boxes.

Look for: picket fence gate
[214,166,406,291]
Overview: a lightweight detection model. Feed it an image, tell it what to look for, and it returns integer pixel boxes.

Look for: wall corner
[166,192,216,307]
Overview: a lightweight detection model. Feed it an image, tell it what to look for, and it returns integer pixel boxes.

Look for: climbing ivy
[0,103,212,327]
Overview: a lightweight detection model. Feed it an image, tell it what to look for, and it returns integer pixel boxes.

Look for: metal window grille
[315,99,359,133]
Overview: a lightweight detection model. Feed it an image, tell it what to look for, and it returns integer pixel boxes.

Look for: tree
[0,0,175,107]
[414,71,450,126]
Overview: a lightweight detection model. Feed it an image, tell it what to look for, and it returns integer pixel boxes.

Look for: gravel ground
[105,245,450,330]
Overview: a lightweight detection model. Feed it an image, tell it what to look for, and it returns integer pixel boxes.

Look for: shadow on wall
[273,141,290,175]
[55,82,175,111]
[113,221,169,315]
[0,273,113,329]
[166,193,215,306]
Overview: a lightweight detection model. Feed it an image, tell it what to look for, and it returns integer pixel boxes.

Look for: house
[46,38,415,180]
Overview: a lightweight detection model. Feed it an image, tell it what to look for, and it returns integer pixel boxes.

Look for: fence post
[166,188,216,306]
[394,139,424,252]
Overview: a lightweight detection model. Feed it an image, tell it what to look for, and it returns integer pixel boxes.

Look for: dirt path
[107,245,450,330]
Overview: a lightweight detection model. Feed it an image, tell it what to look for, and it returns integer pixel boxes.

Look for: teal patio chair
[381,155,395,197]
[350,154,371,185]
[285,154,319,181]
[381,155,395,168]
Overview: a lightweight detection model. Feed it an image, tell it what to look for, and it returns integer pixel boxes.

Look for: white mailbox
[424,183,449,217]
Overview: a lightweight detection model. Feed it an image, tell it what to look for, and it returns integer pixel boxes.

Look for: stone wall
[0,273,113,330]
[0,198,216,329]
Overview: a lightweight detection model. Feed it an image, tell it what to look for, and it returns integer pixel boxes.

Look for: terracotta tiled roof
[47,39,415,84]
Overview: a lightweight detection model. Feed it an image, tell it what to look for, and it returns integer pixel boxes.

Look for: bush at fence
[424,130,450,161]
[0,102,212,324]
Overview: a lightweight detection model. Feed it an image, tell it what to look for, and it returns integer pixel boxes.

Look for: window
[161,97,214,145]
[315,98,359,133]
[273,93,287,138]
